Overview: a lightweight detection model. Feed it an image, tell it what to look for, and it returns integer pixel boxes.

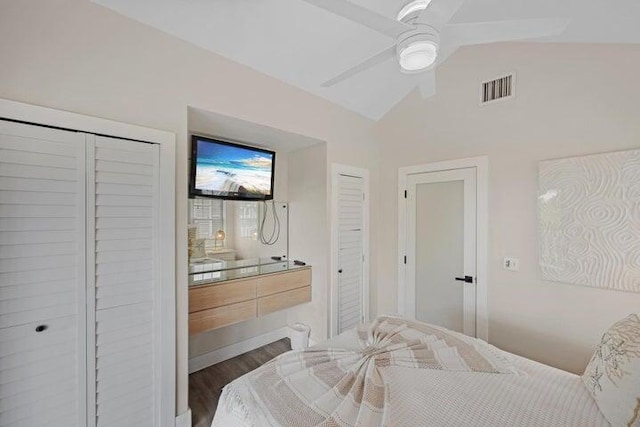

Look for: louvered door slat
[0,353,73,385]
[0,163,77,181]
[0,291,75,314]
[0,120,84,427]
[0,231,76,245]
[96,228,152,241]
[0,217,76,232]
[95,147,155,165]
[91,136,158,427]
[0,346,75,376]
[0,149,77,169]
[0,190,76,205]
[95,160,154,176]
[0,134,77,156]
[96,280,152,297]
[0,386,75,426]
[95,172,153,186]
[96,343,151,369]
[337,174,364,334]
[0,280,74,301]
[0,267,75,287]
[0,303,75,329]
[97,396,153,427]
[96,270,153,287]
[0,325,74,359]
[1,403,75,427]
[0,176,77,193]
[0,379,75,414]
[96,364,153,393]
[0,254,76,273]
[94,312,152,337]
[0,242,76,259]
[96,217,150,229]
[0,205,76,218]
[97,194,153,207]
[97,239,152,251]
[95,183,152,197]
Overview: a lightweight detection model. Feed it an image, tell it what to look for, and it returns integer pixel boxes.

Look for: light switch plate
[504,257,520,271]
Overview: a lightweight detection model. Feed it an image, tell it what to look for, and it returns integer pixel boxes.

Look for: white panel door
[0,120,86,427]
[89,135,158,427]
[406,168,477,336]
[336,174,364,334]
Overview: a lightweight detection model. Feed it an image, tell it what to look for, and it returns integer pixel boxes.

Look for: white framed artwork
[538,148,640,293]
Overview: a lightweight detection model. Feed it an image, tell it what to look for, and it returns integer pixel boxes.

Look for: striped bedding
[212,317,608,427]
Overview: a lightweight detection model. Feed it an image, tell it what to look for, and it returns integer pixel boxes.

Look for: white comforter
[212,327,608,427]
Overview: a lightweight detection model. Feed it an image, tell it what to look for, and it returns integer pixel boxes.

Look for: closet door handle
[454,276,474,283]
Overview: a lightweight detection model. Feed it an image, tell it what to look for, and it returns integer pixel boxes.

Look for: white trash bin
[289,322,311,350]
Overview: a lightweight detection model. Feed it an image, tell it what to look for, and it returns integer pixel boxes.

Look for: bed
[212,316,612,427]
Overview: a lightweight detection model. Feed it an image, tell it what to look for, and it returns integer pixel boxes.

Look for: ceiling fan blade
[417,0,466,30]
[300,0,412,39]
[321,45,396,87]
[435,44,458,67]
[417,70,437,99]
[442,18,570,47]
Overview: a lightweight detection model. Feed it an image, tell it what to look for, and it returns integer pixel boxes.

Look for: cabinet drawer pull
[35,325,48,333]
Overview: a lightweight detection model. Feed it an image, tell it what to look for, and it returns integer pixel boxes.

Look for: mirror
[188,198,289,279]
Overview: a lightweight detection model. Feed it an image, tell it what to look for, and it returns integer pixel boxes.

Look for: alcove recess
[186,107,326,357]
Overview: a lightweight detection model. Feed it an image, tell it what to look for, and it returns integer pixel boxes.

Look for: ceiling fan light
[397,0,432,22]
[399,41,437,71]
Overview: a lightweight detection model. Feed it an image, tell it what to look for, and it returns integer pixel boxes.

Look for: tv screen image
[190,136,275,200]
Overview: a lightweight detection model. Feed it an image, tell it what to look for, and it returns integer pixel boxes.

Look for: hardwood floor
[189,338,292,427]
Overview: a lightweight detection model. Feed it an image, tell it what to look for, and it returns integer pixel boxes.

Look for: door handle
[455,276,474,283]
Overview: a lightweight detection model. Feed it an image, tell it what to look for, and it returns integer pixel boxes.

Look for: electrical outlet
[504,257,520,271]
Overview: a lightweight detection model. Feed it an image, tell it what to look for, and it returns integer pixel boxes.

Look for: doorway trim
[330,163,370,338]
[397,156,488,341]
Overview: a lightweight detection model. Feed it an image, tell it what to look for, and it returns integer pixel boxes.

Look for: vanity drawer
[257,286,311,317]
[257,268,311,297]
[189,300,256,335]
[189,279,256,313]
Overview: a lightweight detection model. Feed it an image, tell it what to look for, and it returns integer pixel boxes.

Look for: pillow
[583,313,640,427]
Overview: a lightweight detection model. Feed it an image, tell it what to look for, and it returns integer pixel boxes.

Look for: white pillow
[583,313,640,427]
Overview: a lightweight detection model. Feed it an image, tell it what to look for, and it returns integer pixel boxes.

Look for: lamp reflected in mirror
[214,229,226,249]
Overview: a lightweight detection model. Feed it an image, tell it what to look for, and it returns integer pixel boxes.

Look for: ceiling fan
[300,0,570,98]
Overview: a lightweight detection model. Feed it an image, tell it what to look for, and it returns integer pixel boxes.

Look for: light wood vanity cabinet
[189,279,256,313]
[189,300,257,335]
[258,286,312,316]
[189,267,311,335]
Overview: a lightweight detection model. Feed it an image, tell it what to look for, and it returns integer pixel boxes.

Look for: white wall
[0,0,377,416]
[287,143,329,341]
[375,43,640,374]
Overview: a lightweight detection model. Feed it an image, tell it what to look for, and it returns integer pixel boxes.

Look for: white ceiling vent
[480,74,515,105]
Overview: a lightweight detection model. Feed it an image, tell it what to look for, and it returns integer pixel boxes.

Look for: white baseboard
[175,408,191,427]
[189,327,289,374]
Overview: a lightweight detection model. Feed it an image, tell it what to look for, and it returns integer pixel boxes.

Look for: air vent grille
[481,74,514,104]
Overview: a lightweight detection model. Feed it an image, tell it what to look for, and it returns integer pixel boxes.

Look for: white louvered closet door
[0,120,86,427]
[337,174,364,334]
[90,135,159,427]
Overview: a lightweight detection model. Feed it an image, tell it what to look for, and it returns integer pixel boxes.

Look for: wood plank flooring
[189,338,292,427]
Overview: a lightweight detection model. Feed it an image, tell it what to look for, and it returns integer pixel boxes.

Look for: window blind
[190,199,224,249]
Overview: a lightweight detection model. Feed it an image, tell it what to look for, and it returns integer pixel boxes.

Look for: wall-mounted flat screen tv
[189,135,275,200]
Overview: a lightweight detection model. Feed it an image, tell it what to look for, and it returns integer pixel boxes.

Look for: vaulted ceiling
[93,0,640,120]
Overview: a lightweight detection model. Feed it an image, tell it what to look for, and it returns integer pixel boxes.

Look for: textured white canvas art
[538,149,640,293]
